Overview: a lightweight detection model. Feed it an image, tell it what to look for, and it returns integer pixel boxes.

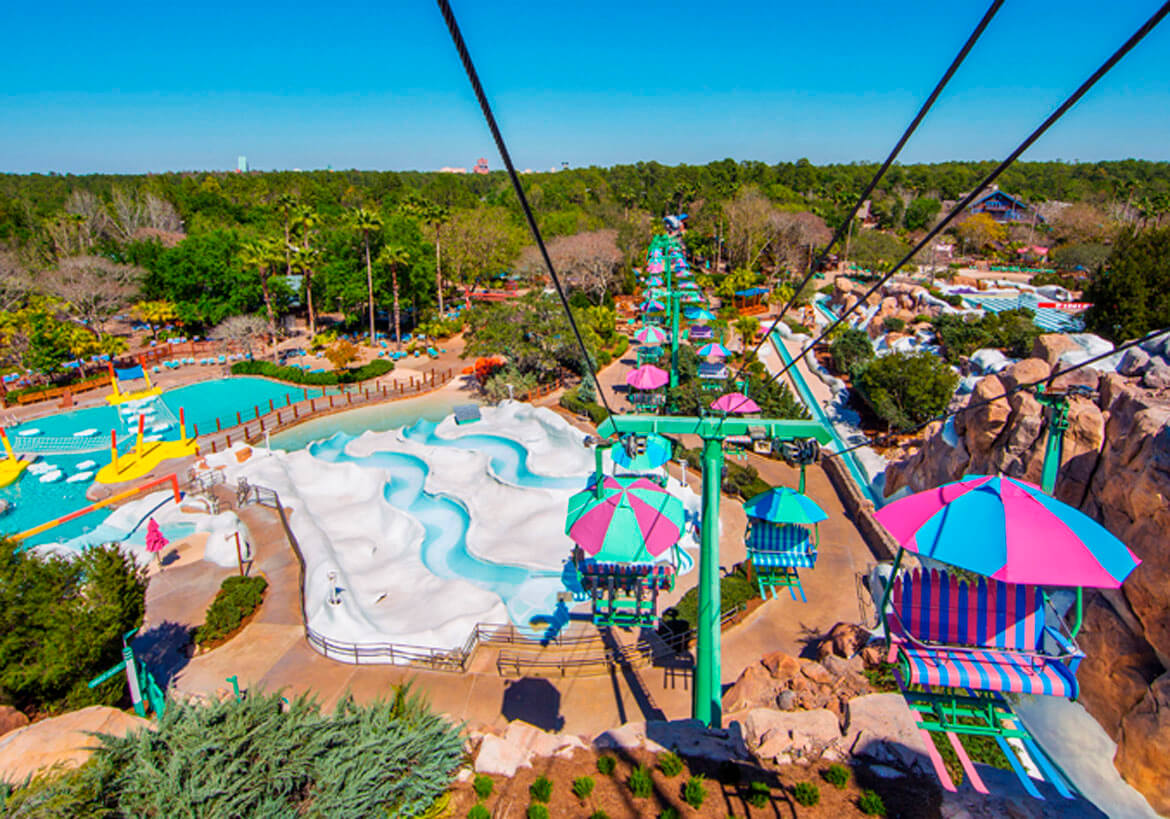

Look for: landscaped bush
[658,807,679,819]
[853,351,959,432]
[882,316,906,333]
[473,774,493,800]
[859,789,887,815]
[559,386,610,426]
[683,775,707,809]
[629,764,654,798]
[824,763,850,788]
[931,308,1041,360]
[828,327,874,375]
[231,358,393,385]
[572,776,595,800]
[0,539,147,713]
[589,811,609,819]
[526,804,549,819]
[596,755,616,776]
[529,776,552,803]
[4,689,464,816]
[194,575,268,647]
[468,804,490,819]
[657,750,685,778]
[792,781,820,806]
[747,780,771,808]
[670,563,757,637]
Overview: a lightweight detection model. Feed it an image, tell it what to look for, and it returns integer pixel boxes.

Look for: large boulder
[1115,673,1170,815]
[1141,361,1170,390]
[474,734,532,776]
[0,706,152,783]
[722,663,782,713]
[998,358,1051,392]
[1031,333,1080,366]
[737,708,841,753]
[845,694,934,774]
[1118,347,1151,376]
[0,707,28,738]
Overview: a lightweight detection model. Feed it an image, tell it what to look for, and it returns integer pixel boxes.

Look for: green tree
[1085,228,1170,341]
[290,204,322,336]
[131,299,177,342]
[904,197,942,231]
[238,238,283,353]
[854,351,958,431]
[400,196,450,315]
[377,244,411,350]
[0,539,147,712]
[829,327,874,374]
[350,207,384,344]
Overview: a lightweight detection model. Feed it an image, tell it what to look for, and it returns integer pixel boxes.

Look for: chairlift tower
[597,415,832,727]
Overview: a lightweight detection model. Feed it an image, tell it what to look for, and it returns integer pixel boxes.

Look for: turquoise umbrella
[612,433,672,471]
[743,487,828,525]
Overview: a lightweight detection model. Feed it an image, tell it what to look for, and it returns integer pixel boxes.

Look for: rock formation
[882,335,1170,811]
[0,705,152,783]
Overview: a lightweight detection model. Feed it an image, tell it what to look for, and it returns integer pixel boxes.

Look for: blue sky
[2,1,1168,174]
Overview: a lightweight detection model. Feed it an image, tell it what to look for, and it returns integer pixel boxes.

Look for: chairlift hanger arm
[598,414,832,444]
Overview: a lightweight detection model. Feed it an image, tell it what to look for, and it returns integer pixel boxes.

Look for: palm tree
[290,205,321,335]
[349,208,383,345]
[275,193,298,277]
[239,237,282,356]
[377,244,411,351]
[400,197,449,315]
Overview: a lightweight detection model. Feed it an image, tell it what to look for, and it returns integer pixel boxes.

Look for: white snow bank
[435,401,594,478]
[1057,333,1123,373]
[970,348,1012,375]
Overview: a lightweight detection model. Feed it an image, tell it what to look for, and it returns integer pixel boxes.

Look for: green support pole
[669,291,681,390]
[594,445,605,498]
[696,436,724,727]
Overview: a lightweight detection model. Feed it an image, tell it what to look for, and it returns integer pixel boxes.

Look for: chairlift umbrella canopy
[612,433,672,471]
[873,475,1140,588]
[710,392,760,414]
[686,308,717,321]
[565,475,685,560]
[626,365,669,390]
[634,326,668,345]
[639,300,666,312]
[743,487,827,525]
[698,343,730,359]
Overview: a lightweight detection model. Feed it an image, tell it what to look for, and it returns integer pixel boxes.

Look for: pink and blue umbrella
[634,326,668,345]
[565,475,684,560]
[710,392,760,414]
[626,365,669,390]
[874,475,1140,588]
[639,299,666,313]
[698,342,730,359]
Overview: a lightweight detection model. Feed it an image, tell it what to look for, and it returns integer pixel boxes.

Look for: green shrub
[828,327,874,375]
[597,755,616,776]
[473,774,493,800]
[657,750,685,778]
[629,764,654,799]
[683,775,706,809]
[0,540,147,712]
[858,789,886,815]
[658,808,679,819]
[527,804,549,819]
[882,316,905,333]
[468,804,490,819]
[230,358,393,385]
[572,775,595,800]
[792,781,820,806]
[747,779,771,808]
[194,575,268,647]
[671,563,757,630]
[853,351,959,432]
[589,811,609,819]
[559,386,609,425]
[529,775,552,803]
[824,763,850,789]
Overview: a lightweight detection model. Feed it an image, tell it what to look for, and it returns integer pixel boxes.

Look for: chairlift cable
[823,326,1169,459]
[729,0,1005,386]
[436,0,617,419]
[760,1,1170,393]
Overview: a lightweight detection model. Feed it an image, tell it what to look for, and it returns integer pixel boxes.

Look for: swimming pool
[1,377,346,546]
[268,391,466,451]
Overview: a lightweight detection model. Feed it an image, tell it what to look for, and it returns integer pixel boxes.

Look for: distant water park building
[969,189,1043,223]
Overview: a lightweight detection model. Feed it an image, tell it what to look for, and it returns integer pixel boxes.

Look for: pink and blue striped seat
[887,569,1083,699]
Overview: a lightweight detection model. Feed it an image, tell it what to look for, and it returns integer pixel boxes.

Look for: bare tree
[515,230,622,304]
[44,256,144,333]
[144,194,182,233]
[211,314,269,358]
[109,189,183,241]
[767,211,832,275]
[723,187,777,270]
[64,191,109,246]
[0,250,31,311]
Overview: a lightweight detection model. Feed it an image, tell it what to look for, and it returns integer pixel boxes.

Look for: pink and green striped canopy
[565,475,685,561]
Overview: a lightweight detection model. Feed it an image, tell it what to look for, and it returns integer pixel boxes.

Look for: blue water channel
[309,432,577,628]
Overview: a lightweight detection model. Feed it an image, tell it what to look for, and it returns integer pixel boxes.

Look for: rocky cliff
[883,334,1170,813]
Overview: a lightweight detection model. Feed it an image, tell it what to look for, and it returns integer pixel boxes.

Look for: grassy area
[669,563,759,630]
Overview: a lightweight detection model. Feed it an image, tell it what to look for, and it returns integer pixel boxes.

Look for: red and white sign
[1036,302,1092,312]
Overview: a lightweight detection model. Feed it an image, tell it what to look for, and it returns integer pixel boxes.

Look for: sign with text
[1036,302,1092,312]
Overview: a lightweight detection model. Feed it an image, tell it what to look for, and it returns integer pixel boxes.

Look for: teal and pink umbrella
[698,342,730,359]
[565,475,685,560]
[874,475,1140,588]
[710,392,760,414]
[634,326,668,345]
[639,299,665,312]
[626,365,669,390]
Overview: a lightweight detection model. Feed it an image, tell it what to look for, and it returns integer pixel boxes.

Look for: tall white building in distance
[237,156,248,173]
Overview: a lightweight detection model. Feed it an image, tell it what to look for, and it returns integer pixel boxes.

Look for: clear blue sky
[2,1,1168,174]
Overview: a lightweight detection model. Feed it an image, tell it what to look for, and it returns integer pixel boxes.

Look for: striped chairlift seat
[745,521,817,601]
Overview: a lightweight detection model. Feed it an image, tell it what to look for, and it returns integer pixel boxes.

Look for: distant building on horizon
[237,156,248,173]
[969,189,1043,224]
[440,166,468,174]
[473,157,489,175]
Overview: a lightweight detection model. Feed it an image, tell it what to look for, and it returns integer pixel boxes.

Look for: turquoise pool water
[268,392,466,451]
[1,377,341,546]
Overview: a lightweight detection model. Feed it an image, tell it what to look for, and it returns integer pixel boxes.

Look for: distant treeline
[2,158,1168,243]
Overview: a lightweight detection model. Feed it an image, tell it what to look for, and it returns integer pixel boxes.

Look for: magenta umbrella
[634,326,668,345]
[626,365,669,390]
[565,476,685,559]
[710,392,760,414]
